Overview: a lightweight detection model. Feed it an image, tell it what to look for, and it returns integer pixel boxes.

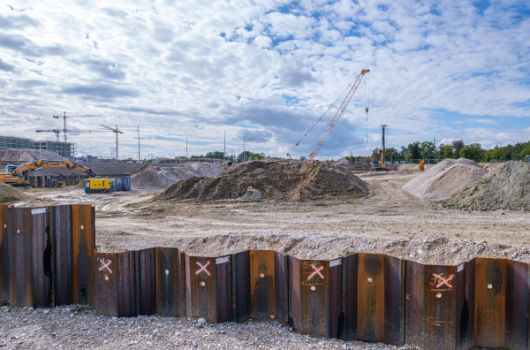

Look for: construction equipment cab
[84,178,112,193]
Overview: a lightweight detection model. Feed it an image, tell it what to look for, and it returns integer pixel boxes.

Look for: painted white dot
[200,281,206,287]
[104,275,109,281]
[367,277,373,283]
[16,229,20,234]
[487,284,493,290]
[165,269,170,275]
[310,286,316,291]
[3,224,6,228]
[259,273,265,278]
[80,225,85,230]
[270,315,276,320]
[435,292,442,299]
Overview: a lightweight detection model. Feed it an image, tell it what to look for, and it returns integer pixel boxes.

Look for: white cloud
[0,0,528,159]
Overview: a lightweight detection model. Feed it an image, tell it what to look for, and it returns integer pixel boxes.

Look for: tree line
[366,140,530,162]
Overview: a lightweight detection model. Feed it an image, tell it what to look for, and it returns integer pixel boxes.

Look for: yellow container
[84,178,111,193]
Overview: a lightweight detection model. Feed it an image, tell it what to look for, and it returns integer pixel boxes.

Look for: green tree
[452,140,465,156]
[404,142,421,161]
[205,151,225,159]
[419,141,437,159]
[459,143,485,161]
[438,144,454,159]
[237,151,265,162]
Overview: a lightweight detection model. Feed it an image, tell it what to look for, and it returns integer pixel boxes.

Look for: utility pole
[380,124,387,168]
[137,126,141,161]
[185,136,189,161]
[243,134,246,161]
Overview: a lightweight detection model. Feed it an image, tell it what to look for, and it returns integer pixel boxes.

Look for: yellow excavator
[0,160,93,187]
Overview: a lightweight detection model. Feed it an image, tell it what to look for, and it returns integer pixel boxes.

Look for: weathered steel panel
[71,204,95,305]
[405,261,466,350]
[135,248,156,315]
[469,258,529,349]
[50,205,72,306]
[31,207,51,307]
[155,247,183,316]
[232,250,250,322]
[0,204,8,305]
[185,254,232,322]
[7,207,51,307]
[249,250,288,322]
[342,253,404,344]
[94,251,137,317]
[288,257,342,338]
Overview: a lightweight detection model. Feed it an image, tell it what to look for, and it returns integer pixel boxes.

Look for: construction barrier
[0,205,529,349]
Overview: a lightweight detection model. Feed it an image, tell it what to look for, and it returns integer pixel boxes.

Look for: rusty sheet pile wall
[0,205,529,349]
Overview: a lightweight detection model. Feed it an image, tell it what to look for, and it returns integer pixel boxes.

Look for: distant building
[0,135,74,158]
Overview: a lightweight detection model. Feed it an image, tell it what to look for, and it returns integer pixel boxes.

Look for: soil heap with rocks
[402,158,486,200]
[444,161,529,211]
[159,160,370,202]
[132,162,224,189]
[0,183,27,203]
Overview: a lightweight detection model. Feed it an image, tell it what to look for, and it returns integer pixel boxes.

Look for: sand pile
[0,183,27,203]
[445,161,529,211]
[402,158,486,200]
[132,162,224,189]
[159,160,369,202]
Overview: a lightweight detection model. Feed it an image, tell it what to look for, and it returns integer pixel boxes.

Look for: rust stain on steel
[342,253,404,344]
[71,204,95,305]
[249,250,288,322]
[50,205,72,306]
[94,251,137,317]
[7,207,51,307]
[135,248,156,315]
[469,258,529,349]
[288,257,342,338]
[405,261,466,350]
[232,250,250,322]
[185,254,232,323]
[0,204,8,305]
[155,247,184,317]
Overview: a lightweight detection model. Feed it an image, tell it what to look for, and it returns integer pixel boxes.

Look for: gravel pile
[402,158,486,200]
[0,183,27,203]
[132,162,224,189]
[444,161,529,211]
[160,160,370,202]
[0,306,412,349]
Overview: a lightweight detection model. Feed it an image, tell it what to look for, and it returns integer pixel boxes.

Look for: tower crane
[35,129,62,142]
[52,112,101,142]
[101,124,123,159]
[308,68,370,160]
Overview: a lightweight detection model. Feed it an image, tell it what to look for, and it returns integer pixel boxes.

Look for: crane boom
[309,68,369,160]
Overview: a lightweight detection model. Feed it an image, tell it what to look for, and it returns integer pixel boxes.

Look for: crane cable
[293,82,353,148]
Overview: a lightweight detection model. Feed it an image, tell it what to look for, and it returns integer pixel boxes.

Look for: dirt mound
[132,162,224,189]
[445,161,529,211]
[0,183,27,203]
[402,158,486,200]
[159,160,369,202]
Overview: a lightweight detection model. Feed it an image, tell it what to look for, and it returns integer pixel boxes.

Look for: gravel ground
[0,306,415,350]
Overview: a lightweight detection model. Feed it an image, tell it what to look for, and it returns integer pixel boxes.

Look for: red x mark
[431,273,454,289]
[97,258,112,274]
[306,264,324,281]
[195,261,211,277]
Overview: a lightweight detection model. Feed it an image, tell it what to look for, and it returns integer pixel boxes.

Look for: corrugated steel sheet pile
[0,204,528,349]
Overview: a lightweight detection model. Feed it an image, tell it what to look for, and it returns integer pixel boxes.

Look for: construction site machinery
[307,68,370,160]
[13,159,94,177]
[84,176,131,193]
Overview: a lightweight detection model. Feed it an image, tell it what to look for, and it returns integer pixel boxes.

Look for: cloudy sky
[0,0,529,159]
